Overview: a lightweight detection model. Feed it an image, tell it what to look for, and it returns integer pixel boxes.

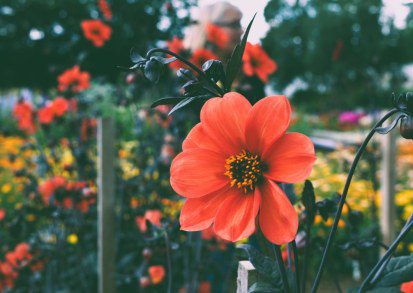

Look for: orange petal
[263,132,316,183]
[182,123,221,153]
[200,92,251,156]
[258,180,298,245]
[170,149,228,198]
[245,95,291,155]
[213,188,260,242]
[180,186,230,231]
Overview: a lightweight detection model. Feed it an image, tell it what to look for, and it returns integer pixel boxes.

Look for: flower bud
[139,276,151,288]
[400,116,413,139]
[142,248,152,260]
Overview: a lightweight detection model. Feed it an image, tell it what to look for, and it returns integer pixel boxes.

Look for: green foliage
[373,254,413,288]
[262,0,410,111]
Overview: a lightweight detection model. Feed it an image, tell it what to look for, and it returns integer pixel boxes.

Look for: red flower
[51,97,69,117]
[148,265,165,284]
[135,210,162,233]
[242,42,277,83]
[38,177,67,205]
[98,0,112,21]
[402,281,413,293]
[81,19,112,47]
[167,36,186,70]
[206,23,229,49]
[38,105,54,124]
[189,49,218,69]
[171,93,316,244]
[58,65,90,93]
[13,101,36,134]
[0,209,5,221]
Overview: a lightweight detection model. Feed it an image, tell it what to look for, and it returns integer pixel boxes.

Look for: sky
[197,0,412,43]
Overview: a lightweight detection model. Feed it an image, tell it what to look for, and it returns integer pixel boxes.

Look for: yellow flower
[1,184,12,194]
[67,234,79,245]
[26,214,36,222]
[408,243,413,252]
[15,202,23,210]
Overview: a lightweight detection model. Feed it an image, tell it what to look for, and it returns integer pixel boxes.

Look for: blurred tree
[262,0,410,111]
[0,0,195,89]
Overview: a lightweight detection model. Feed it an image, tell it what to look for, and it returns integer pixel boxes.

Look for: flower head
[189,49,218,69]
[242,42,277,83]
[148,265,165,284]
[206,23,230,49]
[98,0,112,21]
[58,65,90,93]
[51,97,69,117]
[135,210,162,233]
[38,105,54,124]
[171,93,316,244]
[81,19,112,47]
[13,101,36,134]
[167,36,186,70]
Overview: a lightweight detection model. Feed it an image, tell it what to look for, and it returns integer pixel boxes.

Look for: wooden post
[380,129,397,246]
[98,117,116,293]
[237,261,256,293]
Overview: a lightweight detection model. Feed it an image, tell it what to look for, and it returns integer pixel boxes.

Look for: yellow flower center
[224,150,264,193]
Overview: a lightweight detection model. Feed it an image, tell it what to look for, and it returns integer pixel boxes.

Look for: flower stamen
[224,150,264,193]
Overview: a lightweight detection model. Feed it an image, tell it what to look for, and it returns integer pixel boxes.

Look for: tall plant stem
[358,215,413,292]
[311,108,399,292]
[274,245,290,292]
[164,232,172,293]
[301,225,311,293]
[146,48,224,96]
[290,241,301,293]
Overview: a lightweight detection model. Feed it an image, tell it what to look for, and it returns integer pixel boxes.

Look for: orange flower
[189,49,218,69]
[58,65,90,93]
[98,0,112,21]
[81,19,112,47]
[167,36,186,70]
[51,97,69,117]
[206,23,229,49]
[402,281,413,293]
[13,101,36,134]
[242,42,277,83]
[38,177,67,205]
[171,93,316,244]
[148,265,165,284]
[38,105,54,124]
[135,210,162,232]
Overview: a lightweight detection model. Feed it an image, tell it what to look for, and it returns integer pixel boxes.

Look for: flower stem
[146,48,224,96]
[290,241,301,293]
[164,231,172,293]
[310,108,400,293]
[358,215,413,292]
[274,245,290,292]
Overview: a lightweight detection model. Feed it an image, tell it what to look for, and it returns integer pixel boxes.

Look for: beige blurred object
[184,1,243,57]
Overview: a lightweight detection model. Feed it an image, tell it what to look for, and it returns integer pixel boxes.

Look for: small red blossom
[171,93,316,244]
[402,281,413,293]
[206,23,230,49]
[58,65,90,93]
[51,97,69,117]
[13,101,36,134]
[148,265,165,284]
[135,210,162,233]
[189,49,219,69]
[98,0,112,21]
[332,40,344,61]
[38,105,54,124]
[167,36,186,70]
[0,209,5,221]
[81,19,112,47]
[242,42,277,83]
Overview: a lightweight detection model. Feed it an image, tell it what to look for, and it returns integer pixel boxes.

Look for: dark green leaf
[182,81,205,96]
[237,244,281,286]
[144,59,164,83]
[248,282,280,293]
[168,95,210,115]
[302,180,316,225]
[224,13,256,91]
[151,97,185,108]
[152,56,177,65]
[177,68,196,81]
[373,254,413,288]
[202,60,225,82]
[130,47,144,63]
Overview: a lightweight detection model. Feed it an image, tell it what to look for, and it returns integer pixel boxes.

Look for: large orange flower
[81,19,112,47]
[171,93,316,244]
[242,42,277,83]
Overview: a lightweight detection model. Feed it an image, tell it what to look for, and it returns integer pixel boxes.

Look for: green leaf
[224,13,256,91]
[248,282,280,293]
[168,95,210,115]
[237,244,282,287]
[373,254,413,288]
[302,180,316,225]
[151,97,185,108]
